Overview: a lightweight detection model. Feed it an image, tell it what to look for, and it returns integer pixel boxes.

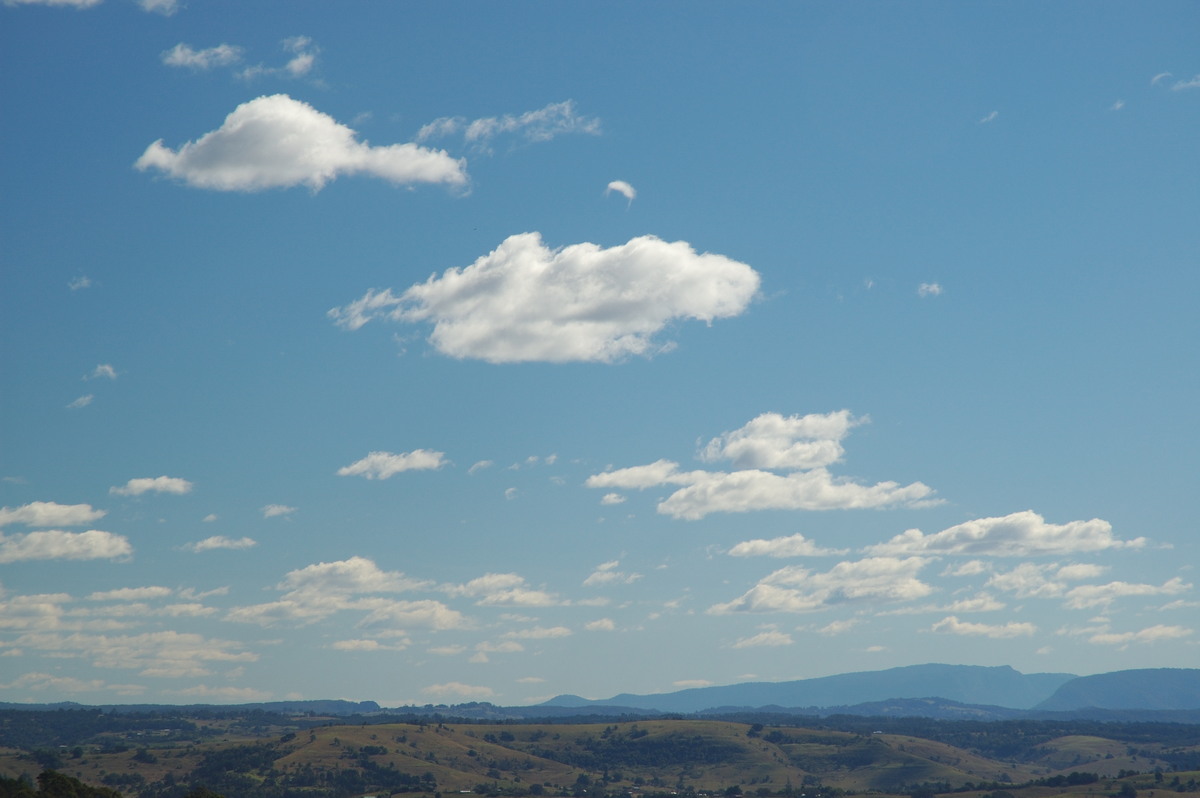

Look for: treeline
[0,770,227,798]
[0,711,199,751]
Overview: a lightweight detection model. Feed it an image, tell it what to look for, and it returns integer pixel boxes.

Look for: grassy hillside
[1,715,1198,798]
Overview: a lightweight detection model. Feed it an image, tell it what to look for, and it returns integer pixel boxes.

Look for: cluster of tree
[0,711,198,750]
[523,729,742,770]
[0,771,227,798]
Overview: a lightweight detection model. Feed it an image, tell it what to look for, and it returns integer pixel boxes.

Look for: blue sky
[2,1,1198,707]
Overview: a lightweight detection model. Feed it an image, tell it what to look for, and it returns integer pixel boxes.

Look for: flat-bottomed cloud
[866,510,1143,558]
[136,94,467,192]
[337,450,446,479]
[330,233,760,363]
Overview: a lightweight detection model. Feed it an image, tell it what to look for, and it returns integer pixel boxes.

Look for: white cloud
[606,180,636,205]
[1151,72,1172,86]
[261,504,296,518]
[476,640,524,656]
[979,110,999,124]
[11,629,255,678]
[1086,624,1192,646]
[600,492,626,505]
[67,394,93,409]
[866,511,1142,558]
[331,638,409,652]
[185,536,257,553]
[986,562,1106,599]
[931,615,1036,638]
[356,598,467,631]
[139,0,178,13]
[504,625,572,639]
[330,232,760,364]
[585,618,616,632]
[417,100,600,150]
[587,459,696,490]
[732,629,794,648]
[279,556,429,595]
[701,411,863,470]
[281,35,316,77]
[202,513,218,522]
[0,672,144,696]
[444,572,559,607]
[917,282,943,297]
[239,36,319,80]
[885,592,1008,616]
[468,460,494,474]
[68,275,92,291]
[583,560,641,586]
[337,449,446,479]
[0,530,131,563]
[1172,75,1200,91]
[944,560,988,576]
[162,43,243,70]
[228,558,455,630]
[423,681,494,699]
[1063,577,1190,610]
[728,533,848,558]
[674,679,712,688]
[711,556,932,615]
[588,413,937,519]
[136,94,467,192]
[1110,99,1125,111]
[0,501,106,528]
[88,586,172,601]
[87,364,117,380]
[176,684,271,701]
[656,466,937,520]
[110,476,193,496]
[818,619,859,635]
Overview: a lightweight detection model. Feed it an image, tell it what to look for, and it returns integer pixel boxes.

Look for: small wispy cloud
[68,275,92,291]
[917,282,943,298]
[978,110,999,124]
[87,364,117,380]
[185,536,257,553]
[238,36,319,80]
[416,100,600,153]
[1110,99,1125,111]
[606,180,636,206]
[66,394,93,409]
[138,0,178,15]
[162,43,244,70]
[337,450,446,480]
[1172,75,1200,91]
[1151,72,1173,86]
[110,476,193,496]
[732,629,794,648]
[261,504,296,519]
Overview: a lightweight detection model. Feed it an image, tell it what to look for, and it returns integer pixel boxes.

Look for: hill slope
[1036,669,1200,711]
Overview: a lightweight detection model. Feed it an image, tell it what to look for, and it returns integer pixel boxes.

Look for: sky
[1,1,1198,708]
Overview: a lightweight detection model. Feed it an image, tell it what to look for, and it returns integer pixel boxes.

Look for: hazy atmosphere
[2,1,1198,708]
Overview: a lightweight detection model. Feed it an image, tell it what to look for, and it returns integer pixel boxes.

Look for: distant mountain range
[539,664,1200,719]
[543,664,1074,713]
[3,665,1199,722]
